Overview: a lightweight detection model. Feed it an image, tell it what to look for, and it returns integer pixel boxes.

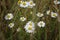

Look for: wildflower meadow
[0,0,60,40]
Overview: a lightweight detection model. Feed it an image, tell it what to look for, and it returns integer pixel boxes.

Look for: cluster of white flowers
[46,10,58,18]
[18,0,35,8]
[24,21,35,33]
[4,0,59,33]
[5,13,14,28]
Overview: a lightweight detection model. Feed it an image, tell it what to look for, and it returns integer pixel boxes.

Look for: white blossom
[36,12,44,17]
[8,23,14,28]
[24,21,35,33]
[37,21,45,27]
[5,13,13,20]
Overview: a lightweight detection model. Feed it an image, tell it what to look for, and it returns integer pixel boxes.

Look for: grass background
[0,0,60,40]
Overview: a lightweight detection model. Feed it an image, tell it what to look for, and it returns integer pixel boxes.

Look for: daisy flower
[8,23,14,28]
[37,21,45,27]
[51,12,58,18]
[20,1,28,8]
[5,13,13,20]
[20,17,26,21]
[28,1,35,8]
[46,10,50,15]
[54,0,60,4]
[24,21,35,33]
[36,12,44,17]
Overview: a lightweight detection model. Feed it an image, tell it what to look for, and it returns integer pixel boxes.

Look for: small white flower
[20,17,26,21]
[8,23,14,28]
[17,28,21,32]
[46,10,50,15]
[51,12,58,18]
[28,1,35,8]
[37,21,45,27]
[20,1,28,8]
[36,12,44,17]
[5,13,13,20]
[54,0,60,4]
[24,21,35,33]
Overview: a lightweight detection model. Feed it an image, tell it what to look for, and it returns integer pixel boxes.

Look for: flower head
[37,21,45,27]
[28,1,35,8]
[20,1,28,8]
[36,12,44,17]
[51,12,58,18]
[20,17,26,21]
[24,21,35,33]
[5,13,13,20]
[8,23,14,28]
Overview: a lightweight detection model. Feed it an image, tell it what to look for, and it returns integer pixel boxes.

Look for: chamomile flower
[51,12,58,18]
[24,21,35,33]
[20,1,28,8]
[46,10,50,15]
[8,23,14,28]
[28,1,35,8]
[54,0,60,4]
[5,13,13,20]
[36,12,44,17]
[37,21,45,27]
[20,17,26,21]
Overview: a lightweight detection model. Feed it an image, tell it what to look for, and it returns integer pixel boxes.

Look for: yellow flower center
[53,14,56,16]
[30,1,33,5]
[40,23,43,25]
[7,15,10,18]
[23,2,26,6]
[28,25,32,30]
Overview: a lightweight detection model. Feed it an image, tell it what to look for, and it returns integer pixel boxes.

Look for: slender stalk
[30,33,33,40]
